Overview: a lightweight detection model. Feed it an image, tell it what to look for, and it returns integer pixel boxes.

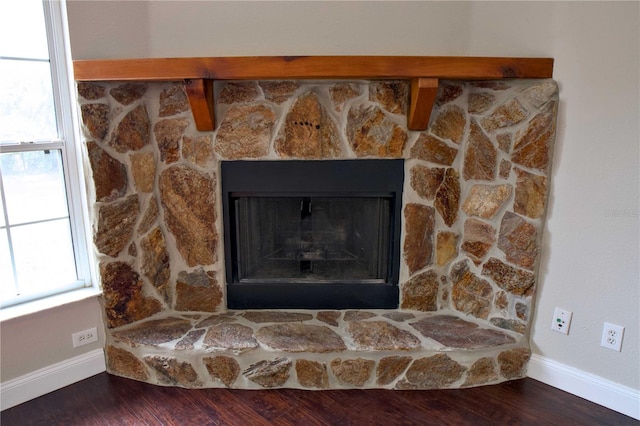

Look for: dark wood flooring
[2,373,637,425]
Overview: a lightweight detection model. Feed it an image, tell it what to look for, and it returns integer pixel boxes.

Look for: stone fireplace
[78,67,558,389]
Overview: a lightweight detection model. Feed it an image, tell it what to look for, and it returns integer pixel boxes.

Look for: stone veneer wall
[77,78,558,389]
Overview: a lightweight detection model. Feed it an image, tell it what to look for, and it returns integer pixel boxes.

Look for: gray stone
[256,324,346,353]
[347,321,421,351]
[244,358,292,388]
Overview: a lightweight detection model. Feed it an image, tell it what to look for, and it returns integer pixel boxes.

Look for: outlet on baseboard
[72,327,98,348]
[551,307,572,335]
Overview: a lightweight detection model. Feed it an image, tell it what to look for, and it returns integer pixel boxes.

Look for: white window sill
[0,287,102,323]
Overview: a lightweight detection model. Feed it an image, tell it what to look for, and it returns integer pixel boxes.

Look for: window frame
[0,0,95,309]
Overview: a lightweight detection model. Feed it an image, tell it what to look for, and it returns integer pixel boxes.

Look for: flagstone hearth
[76,57,558,390]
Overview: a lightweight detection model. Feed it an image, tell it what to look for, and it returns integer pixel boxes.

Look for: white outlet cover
[551,307,572,335]
[601,322,624,352]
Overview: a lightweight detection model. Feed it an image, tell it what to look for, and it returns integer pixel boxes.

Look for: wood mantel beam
[74,56,554,131]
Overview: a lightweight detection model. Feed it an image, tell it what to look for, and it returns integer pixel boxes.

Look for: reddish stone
[512,106,557,172]
[137,197,159,236]
[109,104,150,153]
[95,195,140,257]
[343,311,376,322]
[144,356,200,386]
[434,168,460,227]
[77,82,105,100]
[435,83,463,106]
[409,315,515,349]
[399,354,466,389]
[330,358,375,387]
[140,227,171,303]
[369,80,408,115]
[481,98,527,132]
[244,358,292,388]
[110,83,146,105]
[111,317,192,346]
[86,141,127,202]
[203,356,240,387]
[461,218,496,266]
[400,270,439,312]
[347,321,421,351]
[259,81,300,104]
[159,84,189,117]
[430,105,466,144]
[256,324,346,353]
[243,311,313,323]
[347,105,406,157]
[175,269,222,312]
[468,92,496,114]
[498,348,531,379]
[450,260,493,319]
[463,119,497,181]
[219,81,260,104]
[463,357,498,386]
[410,134,458,166]
[410,165,445,201]
[403,203,435,275]
[203,324,258,352]
[182,134,214,167]
[296,360,329,389]
[376,356,412,386]
[175,329,206,350]
[130,151,156,193]
[497,212,539,270]
[317,311,340,327]
[330,83,360,111]
[106,346,149,380]
[81,104,110,141]
[482,257,535,296]
[154,118,189,164]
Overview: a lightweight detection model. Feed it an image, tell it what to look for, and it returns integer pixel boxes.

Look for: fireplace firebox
[222,160,404,309]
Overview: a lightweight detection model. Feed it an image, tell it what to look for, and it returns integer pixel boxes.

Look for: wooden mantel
[73,56,554,131]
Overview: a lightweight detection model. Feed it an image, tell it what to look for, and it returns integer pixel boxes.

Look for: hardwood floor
[2,373,637,425]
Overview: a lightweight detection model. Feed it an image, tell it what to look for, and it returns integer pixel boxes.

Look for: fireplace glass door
[234,196,391,283]
[222,160,403,309]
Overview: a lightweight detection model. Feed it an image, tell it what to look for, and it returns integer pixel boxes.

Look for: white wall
[55,0,638,393]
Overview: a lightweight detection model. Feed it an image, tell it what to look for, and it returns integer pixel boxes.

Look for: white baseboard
[1,348,106,411]
[527,353,640,420]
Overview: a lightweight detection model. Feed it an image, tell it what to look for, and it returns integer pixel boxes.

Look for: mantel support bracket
[185,79,215,131]
[408,77,439,131]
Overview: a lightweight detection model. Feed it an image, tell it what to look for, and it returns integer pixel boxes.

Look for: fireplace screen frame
[221,159,404,309]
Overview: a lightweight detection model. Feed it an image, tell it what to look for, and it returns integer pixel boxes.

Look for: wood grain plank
[408,77,439,130]
[185,78,215,131]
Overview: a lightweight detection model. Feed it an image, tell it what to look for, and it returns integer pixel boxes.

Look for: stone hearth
[78,77,558,389]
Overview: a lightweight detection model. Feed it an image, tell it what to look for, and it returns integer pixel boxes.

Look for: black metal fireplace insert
[221,160,403,309]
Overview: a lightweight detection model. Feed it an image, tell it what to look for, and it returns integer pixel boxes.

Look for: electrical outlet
[72,327,98,348]
[551,307,572,335]
[601,322,624,352]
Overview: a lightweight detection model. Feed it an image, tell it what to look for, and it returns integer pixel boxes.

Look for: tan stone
[521,80,558,108]
[410,165,444,201]
[369,80,408,115]
[244,358,292,388]
[463,119,497,181]
[100,261,162,328]
[140,227,171,302]
[436,231,459,267]
[215,104,275,159]
[482,257,535,296]
[259,81,300,104]
[410,134,458,166]
[219,81,260,104]
[95,195,140,257]
[498,348,531,379]
[514,168,547,219]
[400,354,466,389]
[499,159,511,179]
[461,218,496,265]
[330,358,375,387]
[275,91,342,159]
[159,84,189,117]
[296,360,329,389]
[256,324,346,353]
[86,141,127,202]
[410,315,515,349]
[495,291,509,312]
[435,83,463,106]
[111,317,192,346]
[317,311,340,326]
[130,151,156,193]
[329,82,360,111]
[450,260,493,319]
[203,324,258,352]
[468,92,496,114]
[346,105,406,157]
[430,105,466,144]
[110,104,151,153]
[110,83,146,106]
[400,270,439,312]
[497,212,539,270]
[77,82,105,100]
[182,134,214,168]
[481,98,527,132]
[463,357,498,386]
[376,356,412,386]
[106,346,149,380]
[203,356,240,387]
[434,168,460,227]
[512,106,556,172]
[154,118,189,164]
[175,269,222,312]
[462,184,512,219]
[243,311,313,323]
[347,321,421,351]
[137,196,159,236]
[81,104,110,141]
[491,318,527,335]
[144,356,200,386]
[159,165,217,266]
[403,203,435,275]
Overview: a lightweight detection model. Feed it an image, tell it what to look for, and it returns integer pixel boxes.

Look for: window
[0,0,92,308]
